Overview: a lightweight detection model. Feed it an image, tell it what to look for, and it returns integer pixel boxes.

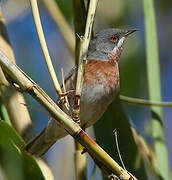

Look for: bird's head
[87,28,136,61]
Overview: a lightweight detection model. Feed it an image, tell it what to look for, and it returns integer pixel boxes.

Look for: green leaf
[0,121,45,180]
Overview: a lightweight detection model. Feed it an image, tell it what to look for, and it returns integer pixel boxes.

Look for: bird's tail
[25,119,68,156]
[25,128,57,157]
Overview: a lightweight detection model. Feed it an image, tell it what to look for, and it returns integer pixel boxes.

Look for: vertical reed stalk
[143,0,169,179]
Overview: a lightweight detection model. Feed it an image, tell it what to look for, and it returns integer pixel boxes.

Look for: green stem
[119,95,172,107]
[72,0,86,65]
[143,0,169,179]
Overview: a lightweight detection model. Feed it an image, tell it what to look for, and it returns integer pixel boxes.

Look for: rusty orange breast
[83,59,119,96]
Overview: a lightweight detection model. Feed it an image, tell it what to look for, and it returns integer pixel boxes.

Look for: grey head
[87,28,136,61]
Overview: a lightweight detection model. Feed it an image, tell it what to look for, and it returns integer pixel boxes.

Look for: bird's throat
[108,36,125,64]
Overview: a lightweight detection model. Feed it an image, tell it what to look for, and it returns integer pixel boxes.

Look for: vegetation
[0,0,171,179]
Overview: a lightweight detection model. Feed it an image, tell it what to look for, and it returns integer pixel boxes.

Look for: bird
[25,28,136,156]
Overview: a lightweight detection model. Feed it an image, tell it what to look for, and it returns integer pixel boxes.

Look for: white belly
[80,83,117,128]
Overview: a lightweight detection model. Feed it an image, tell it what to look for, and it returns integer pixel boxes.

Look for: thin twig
[73,0,98,124]
[29,0,62,96]
[20,103,51,118]
[42,0,75,57]
[61,68,70,111]
[119,95,172,107]
[113,129,126,171]
[72,0,87,64]
[73,2,98,179]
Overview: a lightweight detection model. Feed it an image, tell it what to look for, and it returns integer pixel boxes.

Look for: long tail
[25,128,57,157]
[25,120,67,157]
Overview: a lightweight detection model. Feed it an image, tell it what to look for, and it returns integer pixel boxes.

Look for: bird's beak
[124,29,137,37]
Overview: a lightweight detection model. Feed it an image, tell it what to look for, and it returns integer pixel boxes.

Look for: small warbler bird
[26,28,136,156]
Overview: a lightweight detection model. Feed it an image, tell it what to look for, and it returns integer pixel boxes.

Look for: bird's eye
[109,35,118,43]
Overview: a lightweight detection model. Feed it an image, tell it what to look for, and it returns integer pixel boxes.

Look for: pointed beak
[124,29,137,37]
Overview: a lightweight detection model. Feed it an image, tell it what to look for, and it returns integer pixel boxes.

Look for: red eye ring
[109,35,118,43]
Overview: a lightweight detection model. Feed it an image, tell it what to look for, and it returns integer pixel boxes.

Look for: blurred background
[1,0,172,179]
